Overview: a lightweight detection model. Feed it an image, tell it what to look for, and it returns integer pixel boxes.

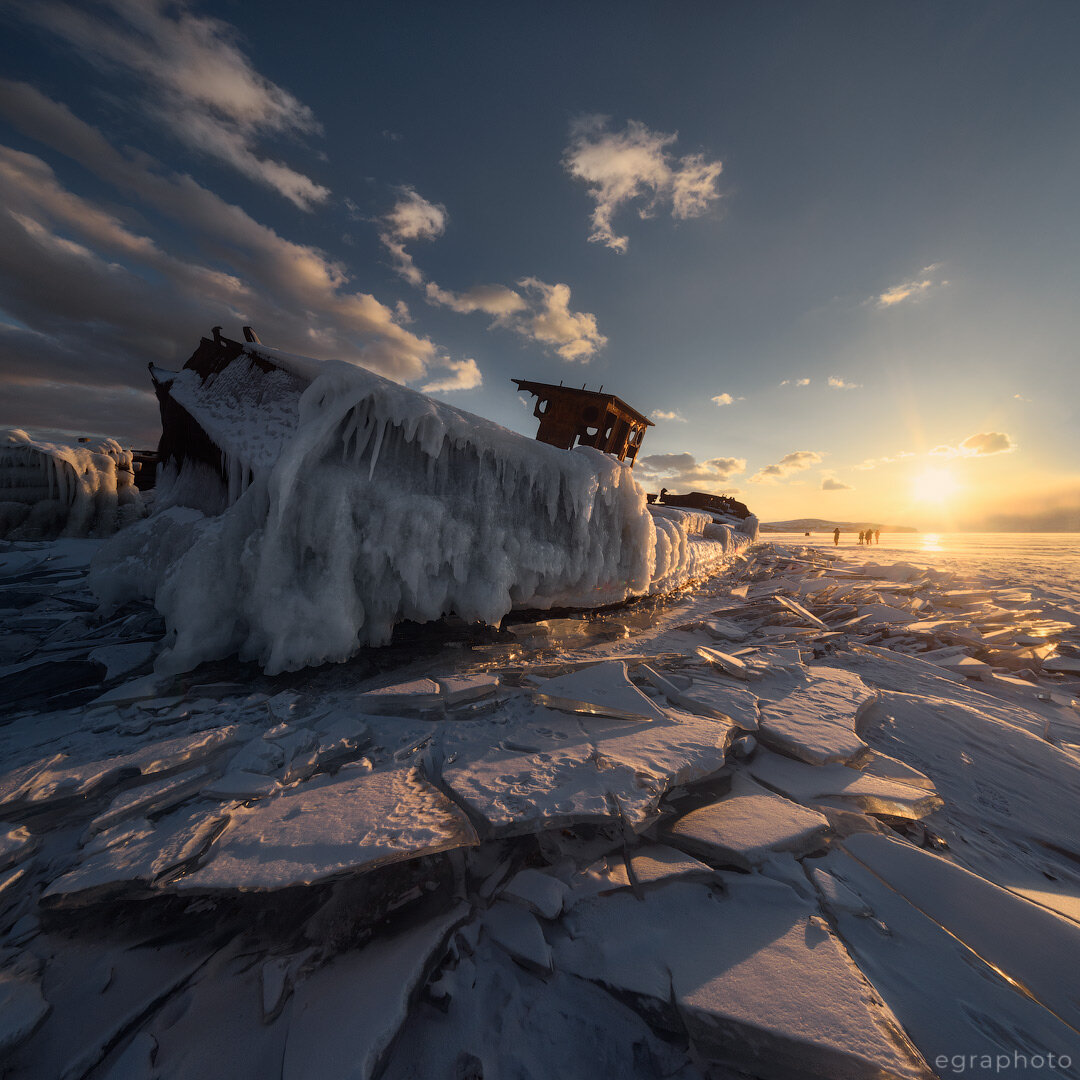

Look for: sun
[912,467,959,504]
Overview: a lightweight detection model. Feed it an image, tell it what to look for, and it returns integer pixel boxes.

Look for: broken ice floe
[664,773,830,868]
[176,766,478,893]
[554,876,930,1079]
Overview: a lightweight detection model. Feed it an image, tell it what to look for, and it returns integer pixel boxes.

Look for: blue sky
[1,1,1077,527]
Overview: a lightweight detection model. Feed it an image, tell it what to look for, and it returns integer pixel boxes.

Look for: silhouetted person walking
[833,527,840,546]
[858,530,865,545]
[875,529,880,544]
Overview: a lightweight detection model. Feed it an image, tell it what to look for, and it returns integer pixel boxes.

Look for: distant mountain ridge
[762,518,917,533]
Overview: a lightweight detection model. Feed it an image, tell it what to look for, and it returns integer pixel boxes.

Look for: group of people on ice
[832,527,881,546]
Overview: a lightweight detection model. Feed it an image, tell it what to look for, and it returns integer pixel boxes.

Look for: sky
[0,0,1078,530]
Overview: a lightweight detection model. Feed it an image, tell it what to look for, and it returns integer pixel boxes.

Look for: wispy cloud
[420,357,482,394]
[821,475,853,491]
[563,116,723,252]
[651,409,687,422]
[874,263,948,308]
[710,392,743,406]
[379,187,449,288]
[779,377,810,387]
[854,451,914,471]
[0,84,452,430]
[749,450,824,483]
[931,431,1016,458]
[827,376,861,390]
[13,0,329,209]
[637,452,745,490]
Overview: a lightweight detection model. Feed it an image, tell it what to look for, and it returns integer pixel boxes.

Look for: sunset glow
[912,468,960,505]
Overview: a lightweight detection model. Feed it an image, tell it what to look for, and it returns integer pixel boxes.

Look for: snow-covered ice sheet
[5,531,1080,1077]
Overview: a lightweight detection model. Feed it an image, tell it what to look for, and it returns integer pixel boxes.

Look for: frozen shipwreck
[0,428,145,540]
[91,329,755,673]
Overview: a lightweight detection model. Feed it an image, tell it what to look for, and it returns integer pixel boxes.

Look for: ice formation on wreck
[0,429,145,541]
[89,330,757,674]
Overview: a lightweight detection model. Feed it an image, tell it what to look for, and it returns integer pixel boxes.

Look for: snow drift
[91,340,750,673]
[0,429,144,540]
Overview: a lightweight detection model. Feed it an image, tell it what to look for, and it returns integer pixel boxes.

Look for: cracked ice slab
[355,678,442,715]
[639,664,759,730]
[483,901,553,972]
[0,972,49,1056]
[585,705,737,793]
[175,765,477,892]
[500,867,569,919]
[663,773,831,868]
[44,805,230,904]
[0,725,243,815]
[845,833,1080,1033]
[816,847,1080,1076]
[755,665,877,765]
[441,699,734,837]
[862,689,1080,855]
[626,843,714,888]
[441,738,651,837]
[282,903,469,1080]
[532,661,667,722]
[749,750,943,821]
[554,876,930,1080]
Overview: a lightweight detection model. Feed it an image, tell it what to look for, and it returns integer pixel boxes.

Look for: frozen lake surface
[765,531,1080,599]
[2,535,1080,1078]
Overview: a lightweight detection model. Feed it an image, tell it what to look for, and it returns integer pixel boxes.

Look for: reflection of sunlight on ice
[920,533,943,552]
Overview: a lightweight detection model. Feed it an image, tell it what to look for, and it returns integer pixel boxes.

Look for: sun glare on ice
[912,467,959,504]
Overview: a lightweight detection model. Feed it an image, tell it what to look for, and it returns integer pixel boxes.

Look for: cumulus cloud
[749,450,824,483]
[515,278,607,361]
[420,357,482,394]
[821,475,853,491]
[931,431,1017,458]
[651,410,687,423]
[563,116,723,252]
[874,263,948,308]
[383,187,447,242]
[637,452,746,490]
[827,376,860,390]
[13,0,329,209]
[711,393,735,406]
[779,378,810,387]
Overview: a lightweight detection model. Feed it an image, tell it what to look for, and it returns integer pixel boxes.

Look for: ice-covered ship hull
[91,332,754,673]
[1,429,144,540]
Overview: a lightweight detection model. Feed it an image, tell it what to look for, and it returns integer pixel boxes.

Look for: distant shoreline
[761,528,1080,535]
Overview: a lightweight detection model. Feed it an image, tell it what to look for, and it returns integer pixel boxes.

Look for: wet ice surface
[2,537,1080,1078]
